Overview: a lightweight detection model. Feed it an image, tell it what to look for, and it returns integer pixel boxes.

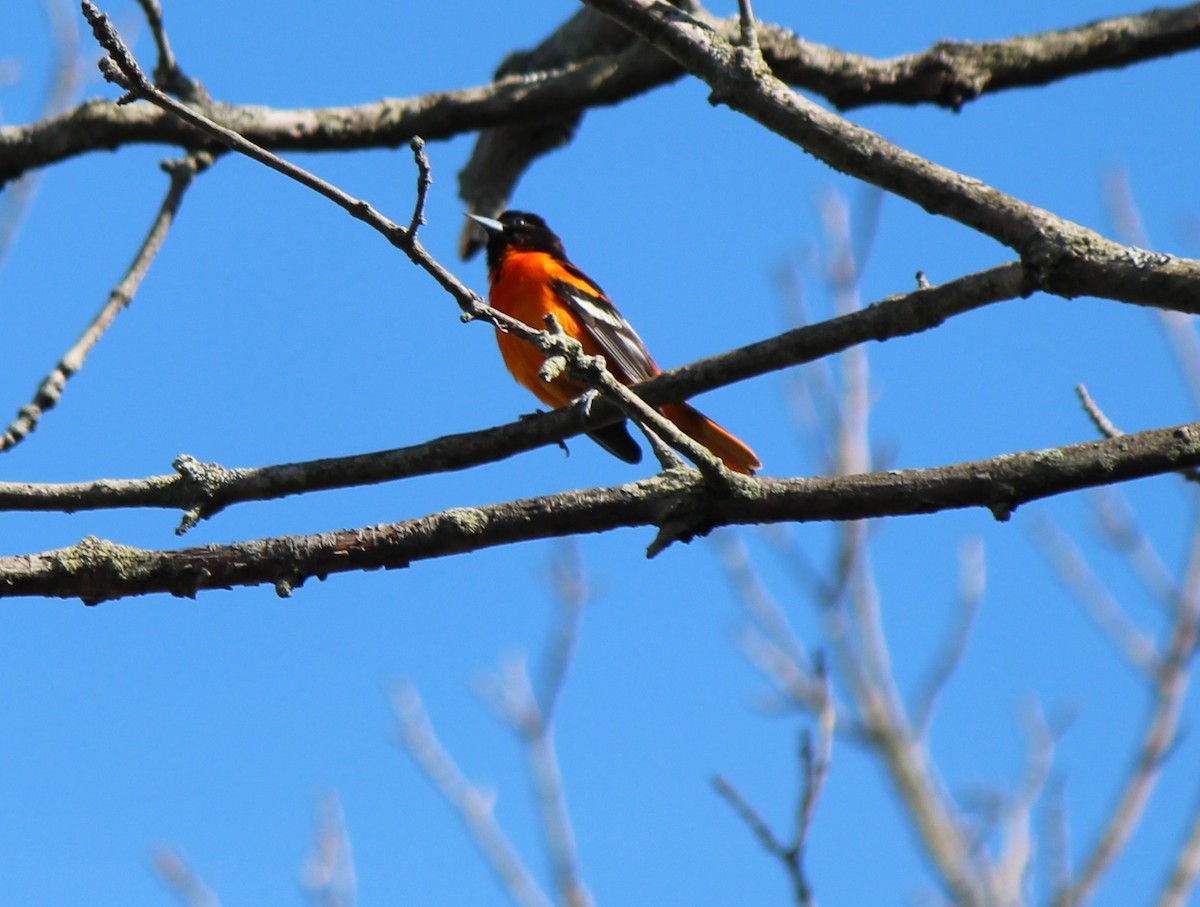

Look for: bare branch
[763,4,1200,112]
[477,558,592,907]
[1156,784,1200,907]
[911,538,985,737]
[7,418,1200,602]
[407,136,433,237]
[794,685,836,903]
[716,529,865,738]
[0,261,1025,525]
[1051,527,1200,907]
[735,0,761,60]
[712,773,791,858]
[151,848,220,907]
[392,684,554,907]
[1028,515,1159,675]
[132,0,205,100]
[1,151,210,453]
[582,0,1200,311]
[717,533,813,676]
[6,6,1198,188]
[1103,166,1200,415]
[541,540,587,721]
[1075,384,1122,440]
[1091,490,1181,611]
[1075,384,1200,484]
[0,0,83,268]
[990,702,1056,905]
[797,191,987,906]
[300,796,357,907]
[713,691,836,907]
[480,659,591,907]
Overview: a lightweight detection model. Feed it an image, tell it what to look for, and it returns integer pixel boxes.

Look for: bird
[467,210,761,474]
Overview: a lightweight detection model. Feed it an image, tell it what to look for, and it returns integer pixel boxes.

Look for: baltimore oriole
[468,210,761,474]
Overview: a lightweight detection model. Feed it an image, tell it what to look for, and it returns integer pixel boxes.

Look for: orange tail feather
[661,403,761,475]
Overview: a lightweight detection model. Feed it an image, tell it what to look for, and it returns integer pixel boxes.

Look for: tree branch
[0,262,1023,526]
[392,684,554,907]
[6,419,1200,602]
[762,4,1200,112]
[5,6,1198,187]
[1051,528,1200,907]
[582,0,1200,312]
[1157,783,1200,907]
[1,152,210,452]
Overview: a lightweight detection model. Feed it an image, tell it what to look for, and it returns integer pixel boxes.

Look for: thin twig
[392,684,554,907]
[990,702,1056,905]
[1076,384,1200,483]
[1028,515,1159,675]
[0,0,83,269]
[132,0,204,99]
[1075,384,1122,439]
[736,0,761,59]
[541,540,587,721]
[151,848,220,907]
[772,259,837,473]
[715,531,859,728]
[1051,523,1200,907]
[713,699,834,907]
[478,563,593,907]
[793,672,836,904]
[712,775,790,859]
[1091,489,1180,612]
[1156,782,1200,907]
[716,531,812,674]
[300,796,357,907]
[408,136,432,238]
[911,538,985,737]
[1042,777,1073,902]
[1,151,210,452]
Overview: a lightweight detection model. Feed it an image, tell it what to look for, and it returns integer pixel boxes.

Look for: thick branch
[583,0,1200,312]
[5,5,1198,186]
[762,4,1200,111]
[6,419,1200,602]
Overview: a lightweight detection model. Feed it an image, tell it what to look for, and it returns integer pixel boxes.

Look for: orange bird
[468,211,761,474]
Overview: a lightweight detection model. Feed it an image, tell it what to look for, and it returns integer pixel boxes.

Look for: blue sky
[2,1,1198,904]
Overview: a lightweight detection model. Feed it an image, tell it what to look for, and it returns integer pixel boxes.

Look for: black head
[468,210,567,271]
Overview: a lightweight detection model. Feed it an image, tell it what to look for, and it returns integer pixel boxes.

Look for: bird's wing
[551,263,659,383]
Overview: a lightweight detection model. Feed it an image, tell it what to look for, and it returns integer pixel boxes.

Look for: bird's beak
[466,212,504,233]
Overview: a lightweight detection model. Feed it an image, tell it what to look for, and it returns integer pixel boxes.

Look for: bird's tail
[661,402,761,475]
